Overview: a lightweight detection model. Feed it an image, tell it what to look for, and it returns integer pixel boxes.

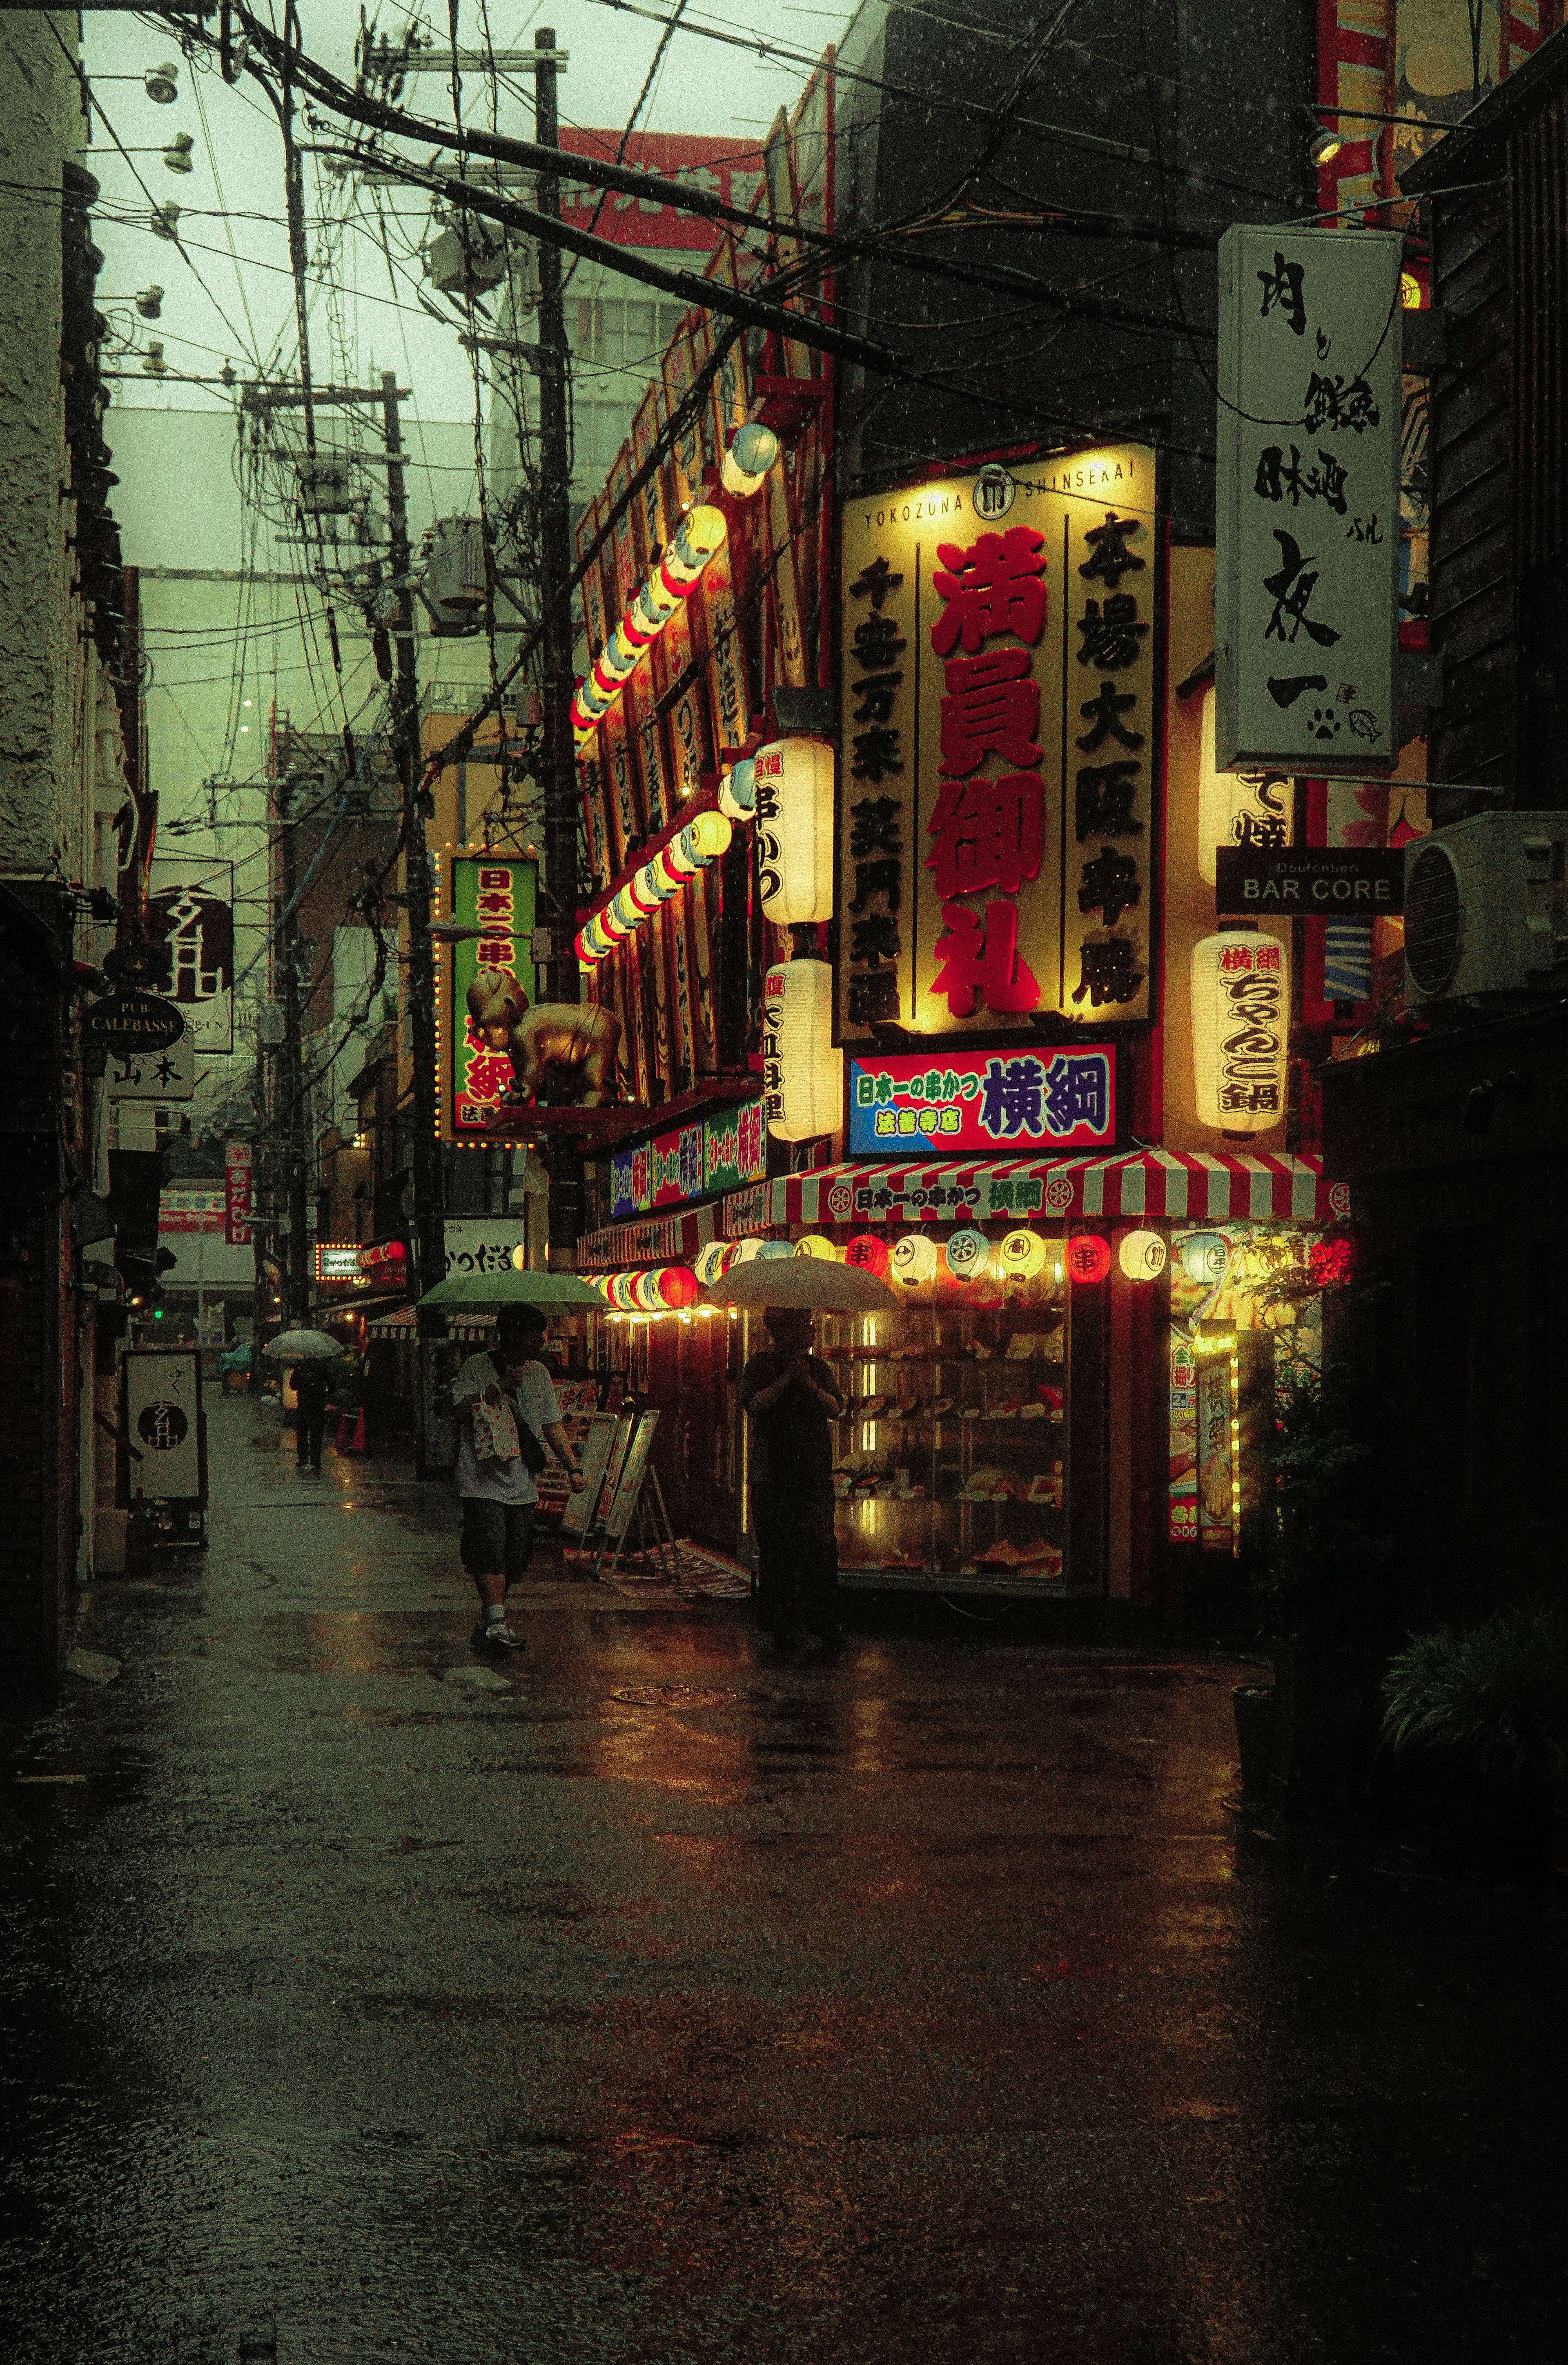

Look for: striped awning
[367,1307,497,1340]
[577,1201,719,1270]
[771,1151,1344,1229]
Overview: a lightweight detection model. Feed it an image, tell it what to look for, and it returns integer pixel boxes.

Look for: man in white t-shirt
[452,1304,585,1650]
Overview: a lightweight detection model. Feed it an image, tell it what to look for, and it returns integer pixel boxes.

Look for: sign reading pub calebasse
[837,447,1160,1047]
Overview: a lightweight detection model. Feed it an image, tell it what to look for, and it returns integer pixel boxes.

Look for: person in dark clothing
[739,1306,844,1645]
[291,1360,330,1471]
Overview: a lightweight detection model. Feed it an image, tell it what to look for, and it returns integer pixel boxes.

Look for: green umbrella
[418,1269,606,1309]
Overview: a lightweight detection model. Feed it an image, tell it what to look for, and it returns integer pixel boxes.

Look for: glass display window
[807,1225,1083,1594]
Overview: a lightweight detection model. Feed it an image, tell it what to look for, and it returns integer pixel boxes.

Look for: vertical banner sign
[1216,227,1401,773]
[441,855,538,1141]
[1195,1355,1236,1554]
[224,1141,253,1246]
[149,858,234,1051]
[837,449,1160,1043]
[698,530,748,756]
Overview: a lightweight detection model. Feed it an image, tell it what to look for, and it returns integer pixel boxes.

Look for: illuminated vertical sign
[441,855,538,1141]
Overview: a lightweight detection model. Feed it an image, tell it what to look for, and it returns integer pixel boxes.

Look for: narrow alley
[2,1398,1563,2363]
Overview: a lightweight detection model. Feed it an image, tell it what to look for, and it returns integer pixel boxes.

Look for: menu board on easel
[562,1414,621,1540]
[602,1410,660,1545]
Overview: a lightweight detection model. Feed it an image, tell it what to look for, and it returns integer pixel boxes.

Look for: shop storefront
[761,1149,1339,1602]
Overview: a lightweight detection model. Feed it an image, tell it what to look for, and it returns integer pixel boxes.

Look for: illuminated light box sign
[314,1244,363,1282]
[441,855,538,1141]
[609,1101,766,1219]
[849,1047,1116,1157]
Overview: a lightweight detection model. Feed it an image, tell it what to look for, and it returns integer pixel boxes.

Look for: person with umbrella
[263,1328,342,1473]
[739,1306,846,1646]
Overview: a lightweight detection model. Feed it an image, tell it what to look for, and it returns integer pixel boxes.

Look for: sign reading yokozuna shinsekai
[837,447,1160,1044]
[1216,226,1401,775]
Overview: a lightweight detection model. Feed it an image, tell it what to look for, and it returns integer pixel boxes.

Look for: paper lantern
[1180,1230,1231,1287]
[606,1271,639,1309]
[891,1231,938,1285]
[655,1265,699,1309]
[945,1228,991,1282]
[664,810,733,876]
[762,957,842,1141]
[693,1242,729,1287]
[753,1239,793,1260]
[1197,684,1293,887]
[845,1233,891,1278]
[998,1228,1047,1280]
[721,419,780,497]
[719,757,757,822]
[1190,931,1289,1137]
[755,739,835,923]
[795,1234,837,1260]
[1118,1228,1168,1282]
[730,1239,764,1264]
[661,504,726,593]
[1065,1233,1111,1284]
[632,1271,666,1311]
[571,506,726,743]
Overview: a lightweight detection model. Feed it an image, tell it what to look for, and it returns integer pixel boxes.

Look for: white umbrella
[263,1328,343,1361]
[698,1259,899,1313]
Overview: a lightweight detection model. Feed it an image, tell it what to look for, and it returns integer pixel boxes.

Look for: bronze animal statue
[465,966,621,1109]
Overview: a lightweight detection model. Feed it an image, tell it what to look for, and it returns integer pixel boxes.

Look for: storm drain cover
[610,1684,750,1709]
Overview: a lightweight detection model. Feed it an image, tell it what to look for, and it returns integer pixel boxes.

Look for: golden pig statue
[465,966,621,1109]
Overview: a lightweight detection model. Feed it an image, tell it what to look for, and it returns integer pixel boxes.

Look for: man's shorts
[460,1498,536,1584]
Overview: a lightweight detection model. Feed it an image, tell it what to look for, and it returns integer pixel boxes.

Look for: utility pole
[381,369,446,1462]
[532,24,585,1258]
[275,772,311,1325]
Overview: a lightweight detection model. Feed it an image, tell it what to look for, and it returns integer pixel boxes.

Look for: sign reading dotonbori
[224,1141,252,1246]
[847,1045,1116,1156]
[837,449,1159,1041]
[1215,227,1401,774]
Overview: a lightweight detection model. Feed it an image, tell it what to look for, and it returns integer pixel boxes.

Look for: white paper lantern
[945,1228,991,1282]
[1190,931,1290,1137]
[719,757,756,822]
[721,420,780,497]
[998,1228,1047,1280]
[762,957,842,1141]
[1118,1228,1168,1282]
[693,1242,730,1286]
[755,739,835,923]
[1197,683,1293,887]
[795,1234,838,1260]
[891,1231,938,1285]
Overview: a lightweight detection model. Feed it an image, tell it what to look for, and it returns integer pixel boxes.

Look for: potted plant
[1240,1352,1393,1810]
[1381,1605,1568,1884]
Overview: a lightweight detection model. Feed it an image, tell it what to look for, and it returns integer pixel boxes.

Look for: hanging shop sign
[1197,682,1292,885]
[1190,933,1291,1137]
[848,1044,1116,1157]
[1214,845,1404,915]
[755,738,835,923]
[313,1243,363,1282]
[1195,1348,1239,1555]
[837,448,1159,1044]
[84,987,186,1055]
[439,854,543,1142]
[1215,225,1401,774]
[224,1141,252,1247]
[356,1237,405,1275]
[149,856,234,1052]
[607,1101,766,1219]
[443,1219,523,1277]
[106,1015,195,1102]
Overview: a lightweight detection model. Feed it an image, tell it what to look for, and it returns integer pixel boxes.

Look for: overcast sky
[84,2,841,424]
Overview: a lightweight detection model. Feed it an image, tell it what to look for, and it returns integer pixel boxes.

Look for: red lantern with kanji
[1066,1233,1111,1284]
[844,1233,891,1279]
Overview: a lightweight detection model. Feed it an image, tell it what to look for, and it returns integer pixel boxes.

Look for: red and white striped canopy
[771,1151,1343,1229]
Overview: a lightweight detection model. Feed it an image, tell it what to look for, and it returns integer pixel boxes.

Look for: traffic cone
[348,1406,367,1455]
[336,1411,352,1453]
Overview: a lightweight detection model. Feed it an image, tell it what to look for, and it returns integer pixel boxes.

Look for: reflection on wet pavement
[0,1396,1564,2361]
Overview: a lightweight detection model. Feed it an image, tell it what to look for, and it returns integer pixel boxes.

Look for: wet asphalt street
[2,1398,1564,2364]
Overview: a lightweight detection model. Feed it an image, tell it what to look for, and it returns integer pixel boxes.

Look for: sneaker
[472,1619,526,1652]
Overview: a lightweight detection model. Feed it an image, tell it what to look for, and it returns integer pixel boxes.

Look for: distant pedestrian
[739,1306,844,1646]
[452,1304,586,1651]
[291,1359,330,1472]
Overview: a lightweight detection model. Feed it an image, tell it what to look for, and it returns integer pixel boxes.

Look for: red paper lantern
[657,1264,699,1309]
[844,1232,891,1278]
[1066,1233,1111,1284]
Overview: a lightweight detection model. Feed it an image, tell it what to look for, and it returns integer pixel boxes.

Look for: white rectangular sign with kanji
[837,447,1159,1041]
[106,1015,196,1102]
[149,858,235,1052]
[1216,226,1401,775]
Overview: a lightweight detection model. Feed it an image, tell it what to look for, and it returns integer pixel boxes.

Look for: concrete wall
[0,14,86,873]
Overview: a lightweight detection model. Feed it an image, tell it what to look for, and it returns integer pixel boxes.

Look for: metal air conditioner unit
[1403,811,1568,1008]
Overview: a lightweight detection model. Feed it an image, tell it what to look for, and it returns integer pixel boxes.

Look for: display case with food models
[815,1231,1083,1594]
